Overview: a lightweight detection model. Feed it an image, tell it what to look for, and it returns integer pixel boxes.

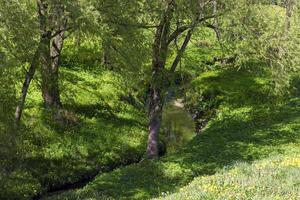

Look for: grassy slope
[1,67,147,200]
[158,151,300,200]
[45,66,300,200]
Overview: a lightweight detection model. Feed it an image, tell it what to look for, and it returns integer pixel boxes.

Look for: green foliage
[219,2,300,93]
[61,37,102,69]
[43,67,300,200]
[180,27,222,75]
[0,65,147,199]
[0,170,42,200]
[0,66,19,200]
[0,0,39,63]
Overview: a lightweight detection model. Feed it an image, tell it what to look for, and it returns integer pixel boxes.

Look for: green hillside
[1,1,300,200]
[44,67,300,200]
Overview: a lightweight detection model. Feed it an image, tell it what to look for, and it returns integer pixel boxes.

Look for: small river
[162,99,196,153]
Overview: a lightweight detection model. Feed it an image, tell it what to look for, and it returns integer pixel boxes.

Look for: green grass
[0,67,148,200]
[43,67,300,200]
[157,151,300,200]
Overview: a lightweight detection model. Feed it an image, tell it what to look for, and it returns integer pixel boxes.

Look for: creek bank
[34,157,143,200]
[36,99,199,200]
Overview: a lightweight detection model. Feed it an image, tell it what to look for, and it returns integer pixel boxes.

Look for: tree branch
[167,13,222,46]
[167,25,189,45]
[51,26,72,38]
[169,28,193,72]
[101,19,160,29]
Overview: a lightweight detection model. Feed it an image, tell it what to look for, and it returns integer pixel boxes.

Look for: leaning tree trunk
[15,0,48,122]
[15,47,40,123]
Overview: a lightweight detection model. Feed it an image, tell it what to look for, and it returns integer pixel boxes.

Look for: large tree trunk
[47,26,66,108]
[38,0,57,109]
[146,84,164,158]
[38,0,65,109]
[15,47,40,123]
[40,32,61,109]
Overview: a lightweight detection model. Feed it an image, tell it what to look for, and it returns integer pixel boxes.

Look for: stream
[36,99,196,200]
[162,99,196,153]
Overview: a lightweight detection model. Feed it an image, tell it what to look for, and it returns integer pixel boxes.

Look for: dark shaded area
[53,68,300,200]
[72,99,300,200]
[34,155,143,200]
[25,108,147,197]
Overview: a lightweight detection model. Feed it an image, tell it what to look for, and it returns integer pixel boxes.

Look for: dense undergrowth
[0,65,148,199]
[44,66,300,200]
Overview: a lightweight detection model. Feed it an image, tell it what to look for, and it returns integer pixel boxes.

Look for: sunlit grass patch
[158,153,300,200]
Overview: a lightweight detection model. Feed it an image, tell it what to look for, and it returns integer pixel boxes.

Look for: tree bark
[48,24,66,108]
[146,84,164,158]
[40,32,59,108]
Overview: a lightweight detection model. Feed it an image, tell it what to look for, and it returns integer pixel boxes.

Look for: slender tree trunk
[14,0,47,123]
[15,47,40,123]
[278,0,294,59]
[170,28,193,72]
[212,0,223,52]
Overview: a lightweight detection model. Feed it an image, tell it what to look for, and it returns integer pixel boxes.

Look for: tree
[0,0,40,123]
[146,0,218,158]
[38,0,74,109]
[13,0,82,122]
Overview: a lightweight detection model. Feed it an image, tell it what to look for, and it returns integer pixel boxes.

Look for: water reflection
[162,99,195,153]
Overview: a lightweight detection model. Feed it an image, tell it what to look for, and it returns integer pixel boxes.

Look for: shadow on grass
[44,68,300,200]
[49,98,300,200]
[20,100,148,199]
